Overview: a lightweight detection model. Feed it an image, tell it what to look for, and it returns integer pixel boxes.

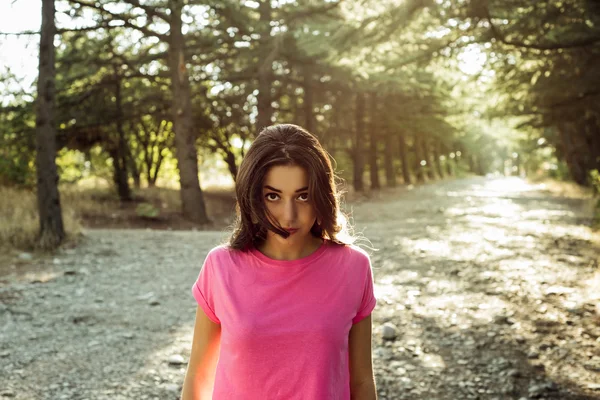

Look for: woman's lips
[285,228,298,234]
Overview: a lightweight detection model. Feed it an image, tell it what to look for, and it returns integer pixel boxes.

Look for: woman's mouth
[285,228,299,234]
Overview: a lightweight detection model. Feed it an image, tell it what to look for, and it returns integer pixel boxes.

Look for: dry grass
[0,184,239,252]
[0,187,82,251]
[531,178,594,199]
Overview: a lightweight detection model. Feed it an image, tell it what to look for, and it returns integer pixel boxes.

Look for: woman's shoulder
[205,243,251,263]
[327,241,371,264]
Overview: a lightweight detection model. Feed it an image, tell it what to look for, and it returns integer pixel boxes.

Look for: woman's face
[261,164,317,247]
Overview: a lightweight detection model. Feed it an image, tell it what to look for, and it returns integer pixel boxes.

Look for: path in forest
[1,176,599,399]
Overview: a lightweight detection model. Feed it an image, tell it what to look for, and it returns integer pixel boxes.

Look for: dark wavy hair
[229,124,351,251]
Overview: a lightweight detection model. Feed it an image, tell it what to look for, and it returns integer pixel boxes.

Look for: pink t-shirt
[191,240,377,399]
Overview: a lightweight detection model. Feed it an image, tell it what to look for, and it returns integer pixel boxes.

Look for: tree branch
[120,0,170,23]
[484,7,600,50]
[67,0,168,41]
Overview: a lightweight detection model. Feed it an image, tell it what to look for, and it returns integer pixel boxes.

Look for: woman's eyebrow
[264,185,308,193]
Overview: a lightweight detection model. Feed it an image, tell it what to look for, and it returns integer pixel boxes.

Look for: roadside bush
[589,169,600,229]
[0,187,81,251]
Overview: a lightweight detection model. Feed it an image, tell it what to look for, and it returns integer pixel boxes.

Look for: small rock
[0,390,15,397]
[167,355,186,366]
[165,384,179,392]
[527,350,539,359]
[506,369,520,378]
[587,383,600,390]
[493,315,512,325]
[539,343,552,351]
[514,335,526,344]
[137,292,155,300]
[584,360,600,372]
[528,384,544,397]
[18,253,33,261]
[53,258,61,265]
[148,299,160,306]
[381,323,398,340]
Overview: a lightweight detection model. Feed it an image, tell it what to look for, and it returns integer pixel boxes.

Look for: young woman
[180,124,377,400]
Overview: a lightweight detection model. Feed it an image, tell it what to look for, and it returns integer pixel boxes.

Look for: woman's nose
[283,200,298,222]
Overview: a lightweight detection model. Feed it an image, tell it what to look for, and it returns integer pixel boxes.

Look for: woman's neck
[257,236,323,261]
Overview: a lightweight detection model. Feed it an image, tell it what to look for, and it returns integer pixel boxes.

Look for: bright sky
[0,0,486,99]
[0,0,42,92]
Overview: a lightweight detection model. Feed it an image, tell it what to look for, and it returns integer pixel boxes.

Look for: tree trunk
[328,90,342,160]
[353,93,366,192]
[148,150,164,187]
[384,133,396,187]
[584,116,600,172]
[468,154,476,174]
[113,69,132,201]
[414,134,427,183]
[303,65,315,133]
[224,149,238,182]
[423,135,437,180]
[35,0,65,249]
[368,92,380,190]
[434,141,445,179]
[124,139,141,189]
[559,123,588,185]
[168,0,209,223]
[398,130,411,184]
[292,84,302,126]
[442,144,453,176]
[256,0,273,131]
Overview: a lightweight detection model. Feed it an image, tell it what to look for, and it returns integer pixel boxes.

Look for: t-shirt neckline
[250,239,328,267]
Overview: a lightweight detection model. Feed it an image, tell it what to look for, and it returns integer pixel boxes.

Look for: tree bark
[384,133,396,188]
[328,90,343,160]
[124,139,141,189]
[368,92,380,190]
[353,93,366,192]
[433,141,445,179]
[35,0,65,249]
[224,149,238,182]
[559,123,588,185]
[168,0,209,223]
[256,0,273,131]
[398,130,411,184]
[442,144,453,176]
[303,64,316,133]
[414,134,427,183]
[113,68,132,201]
[423,135,437,180]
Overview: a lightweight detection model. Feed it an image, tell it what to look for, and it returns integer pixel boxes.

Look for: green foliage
[56,148,88,184]
[591,169,600,230]
[135,203,160,219]
[6,0,597,202]
[0,98,36,187]
[589,169,600,195]
[545,160,571,181]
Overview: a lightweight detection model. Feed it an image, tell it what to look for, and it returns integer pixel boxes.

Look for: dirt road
[1,177,599,399]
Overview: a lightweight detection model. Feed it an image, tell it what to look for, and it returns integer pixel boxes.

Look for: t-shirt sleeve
[191,249,221,324]
[352,252,377,324]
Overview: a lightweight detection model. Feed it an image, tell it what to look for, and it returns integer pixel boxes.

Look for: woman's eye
[265,193,279,201]
[298,193,309,201]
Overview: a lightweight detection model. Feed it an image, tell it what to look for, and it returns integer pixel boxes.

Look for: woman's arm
[349,314,377,400]
[180,306,221,400]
